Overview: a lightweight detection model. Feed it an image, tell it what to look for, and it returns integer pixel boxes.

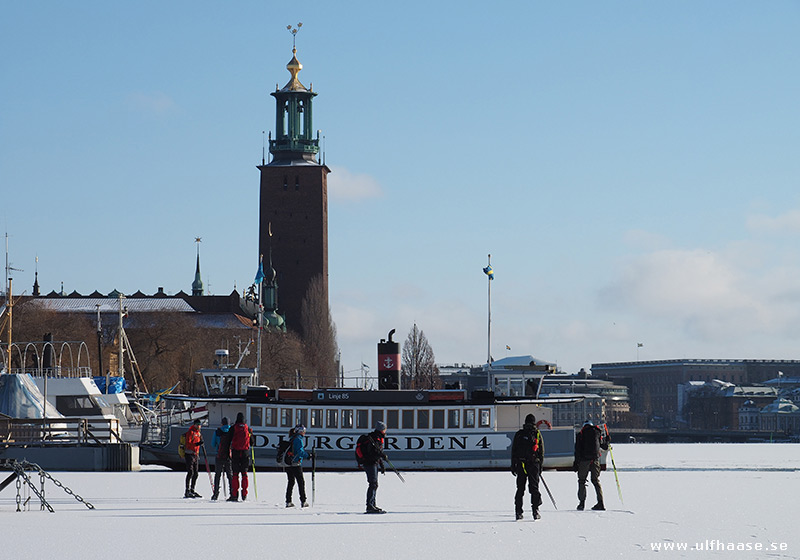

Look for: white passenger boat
[143,385,581,471]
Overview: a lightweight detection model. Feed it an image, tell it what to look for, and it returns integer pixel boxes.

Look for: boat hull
[142,424,576,471]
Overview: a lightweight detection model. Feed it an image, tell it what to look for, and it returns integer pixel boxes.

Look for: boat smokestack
[377,329,400,390]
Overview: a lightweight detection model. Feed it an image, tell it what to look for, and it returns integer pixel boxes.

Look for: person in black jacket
[511,413,544,520]
[211,417,233,501]
[574,420,609,510]
[355,421,388,514]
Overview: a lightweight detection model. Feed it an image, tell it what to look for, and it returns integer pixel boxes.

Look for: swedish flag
[483,265,494,280]
[254,257,265,284]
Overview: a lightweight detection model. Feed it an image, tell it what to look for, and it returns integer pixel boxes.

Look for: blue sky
[2,1,800,378]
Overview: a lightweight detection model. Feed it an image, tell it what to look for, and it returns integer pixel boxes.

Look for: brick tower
[257,42,330,335]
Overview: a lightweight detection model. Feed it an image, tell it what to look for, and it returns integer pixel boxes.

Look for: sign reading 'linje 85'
[312,390,432,404]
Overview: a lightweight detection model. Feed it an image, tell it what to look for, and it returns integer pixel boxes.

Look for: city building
[592,359,800,427]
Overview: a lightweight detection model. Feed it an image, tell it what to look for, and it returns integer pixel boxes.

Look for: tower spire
[192,237,204,296]
[268,23,319,164]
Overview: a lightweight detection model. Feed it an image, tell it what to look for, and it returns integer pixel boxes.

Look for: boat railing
[6,366,94,379]
[0,417,122,446]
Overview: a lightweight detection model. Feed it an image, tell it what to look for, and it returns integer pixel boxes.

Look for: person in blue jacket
[211,417,233,501]
[284,424,313,507]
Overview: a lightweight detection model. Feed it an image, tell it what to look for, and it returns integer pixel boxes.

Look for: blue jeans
[364,463,379,508]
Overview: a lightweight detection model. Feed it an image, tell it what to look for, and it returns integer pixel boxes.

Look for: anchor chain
[32,464,95,510]
[2,459,94,512]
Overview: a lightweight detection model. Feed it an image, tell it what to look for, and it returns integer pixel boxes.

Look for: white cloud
[596,245,800,345]
[746,209,800,235]
[327,166,382,201]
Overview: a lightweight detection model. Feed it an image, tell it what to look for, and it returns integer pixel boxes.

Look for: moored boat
[142,386,583,471]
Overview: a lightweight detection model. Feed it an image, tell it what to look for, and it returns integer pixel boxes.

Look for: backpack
[512,427,540,461]
[178,433,186,459]
[355,434,372,465]
[231,423,250,451]
[276,439,292,465]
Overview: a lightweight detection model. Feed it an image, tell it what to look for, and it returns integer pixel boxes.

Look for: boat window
[372,410,384,427]
[281,408,293,428]
[265,408,277,427]
[296,409,307,427]
[417,409,430,430]
[310,408,323,428]
[356,409,369,430]
[432,409,445,429]
[250,407,263,427]
[341,409,353,429]
[56,396,101,416]
[448,409,460,429]
[479,408,491,428]
[386,409,399,429]
[402,409,414,429]
[464,409,476,428]
[326,409,339,428]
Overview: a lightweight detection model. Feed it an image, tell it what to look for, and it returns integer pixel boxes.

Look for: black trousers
[285,465,306,503]
[514,461,542,515]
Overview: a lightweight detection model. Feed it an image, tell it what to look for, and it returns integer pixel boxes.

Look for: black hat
[525,413,536,425]
[193,419,201,425]
[236,412,245,423]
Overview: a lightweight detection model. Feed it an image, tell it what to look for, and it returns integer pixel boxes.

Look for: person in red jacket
[228,412,252,502]
[183,419,204,498]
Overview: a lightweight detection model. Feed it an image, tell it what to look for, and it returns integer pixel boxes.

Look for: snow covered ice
[2,443,798,559]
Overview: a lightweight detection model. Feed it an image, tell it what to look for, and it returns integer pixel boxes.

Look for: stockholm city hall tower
[258,42,330,335]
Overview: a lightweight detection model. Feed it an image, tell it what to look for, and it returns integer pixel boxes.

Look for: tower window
[283,176,288,191]
[295,177,300,191]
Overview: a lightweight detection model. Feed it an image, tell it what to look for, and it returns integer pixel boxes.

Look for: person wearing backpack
[574,420,609,511]
[511,413,544,520]
[211,417,233,501]
[228,412,252,502]
[183,419,204,498]
[355,421,388,514]
[284,424,312,508]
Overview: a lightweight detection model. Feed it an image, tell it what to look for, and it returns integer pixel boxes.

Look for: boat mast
[117,294,126,380]
[5,277,11,373]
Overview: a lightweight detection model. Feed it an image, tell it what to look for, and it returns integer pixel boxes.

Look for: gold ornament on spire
[283,22,307,91]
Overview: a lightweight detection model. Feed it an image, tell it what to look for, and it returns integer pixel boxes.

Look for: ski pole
[311,444,316,506]
[383,456,405,483]
[604,424,623,504]
[250,444,258,500]
[200,444,214,494]
[368,435,405,483]
[539,470,557,510]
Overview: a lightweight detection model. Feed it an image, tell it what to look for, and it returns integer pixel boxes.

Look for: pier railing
[0,417,122,445]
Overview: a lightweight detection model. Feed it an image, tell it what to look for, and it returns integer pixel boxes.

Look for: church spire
[192,237,204,296]
[33,255,40,297]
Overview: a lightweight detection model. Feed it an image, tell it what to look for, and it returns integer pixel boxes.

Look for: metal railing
[0,417,122,445]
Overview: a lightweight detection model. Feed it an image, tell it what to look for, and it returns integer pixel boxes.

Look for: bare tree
[300,274,339,388]
[401,323,441,390]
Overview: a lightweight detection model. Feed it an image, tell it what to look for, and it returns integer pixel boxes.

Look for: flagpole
[256,254,264,386]
[487,253,492,366]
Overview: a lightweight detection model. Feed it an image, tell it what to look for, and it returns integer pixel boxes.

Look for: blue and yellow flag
[483,264,494,280]
[254,256,265,284]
